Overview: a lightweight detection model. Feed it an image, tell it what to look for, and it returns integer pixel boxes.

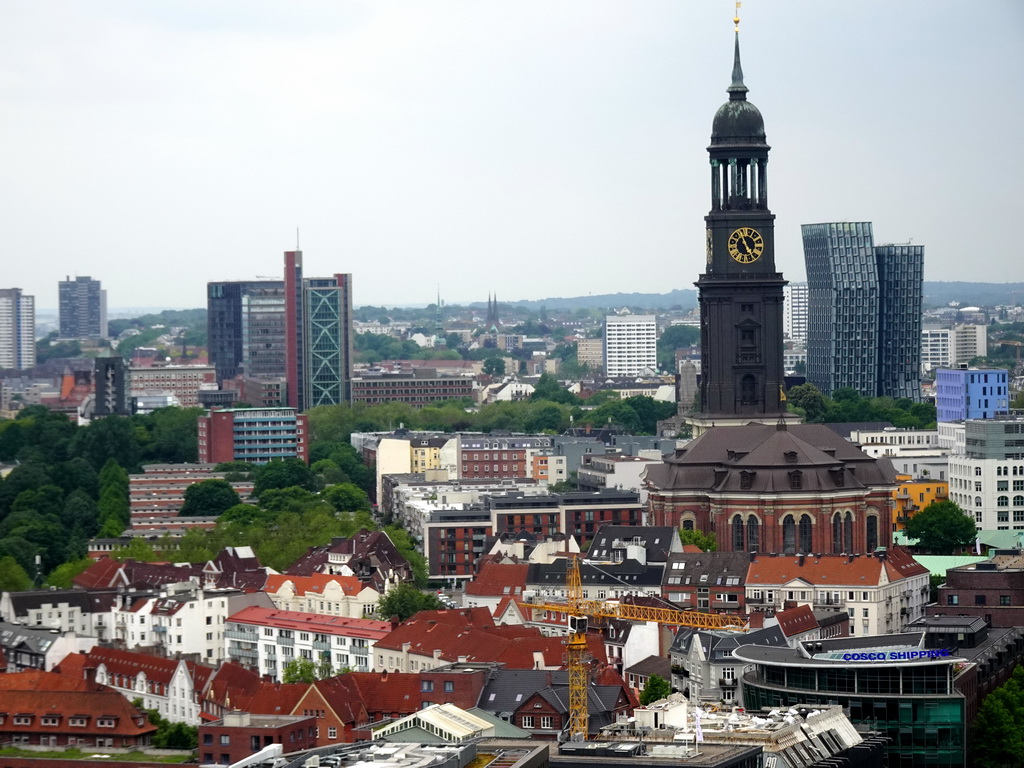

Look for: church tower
[696,22,788,421]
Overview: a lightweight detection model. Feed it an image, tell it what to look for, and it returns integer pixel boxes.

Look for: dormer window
[789,470,803,490]
[740,471,754,490]
[784,451,798,464]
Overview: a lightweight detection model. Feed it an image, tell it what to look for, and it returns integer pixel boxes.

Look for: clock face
[727,227,764,264]
[706,229,713,263]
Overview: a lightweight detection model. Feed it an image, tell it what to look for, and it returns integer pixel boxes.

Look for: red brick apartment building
[198,407,308,465]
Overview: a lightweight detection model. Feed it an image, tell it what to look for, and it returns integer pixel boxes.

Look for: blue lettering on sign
[840,649,950,662]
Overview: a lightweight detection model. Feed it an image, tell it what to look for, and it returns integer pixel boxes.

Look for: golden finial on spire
[734,1,742,32]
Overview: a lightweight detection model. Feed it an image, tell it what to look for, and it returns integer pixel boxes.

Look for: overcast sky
[2,1,1022,311]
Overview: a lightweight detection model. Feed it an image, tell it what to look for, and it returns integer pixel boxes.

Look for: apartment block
[604,315,657,377]
[198,407,308,465]
[225,606,389,679]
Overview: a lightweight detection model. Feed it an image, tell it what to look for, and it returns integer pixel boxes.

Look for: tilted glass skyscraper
[802,222,923,400]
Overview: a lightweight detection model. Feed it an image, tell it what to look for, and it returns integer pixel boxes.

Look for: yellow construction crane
[530,557,747,742]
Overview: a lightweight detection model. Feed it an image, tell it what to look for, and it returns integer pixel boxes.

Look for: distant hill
[920,283,1024,309]
[495,289,699,312]
[487,282,1024,312]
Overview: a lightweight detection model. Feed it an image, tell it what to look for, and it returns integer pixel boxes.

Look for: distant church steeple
[486,293,500,330]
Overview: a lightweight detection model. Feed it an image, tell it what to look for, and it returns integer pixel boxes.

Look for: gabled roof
[311,676,369,726]
[774,604,819,637]
[746,548,928,587]
[589,525,678,563]
[204,662,264,710]
[0,687,156,737]
[5,588,119,615]
[264,573,366,597]
[624,655,671,679]
[663,551,750,588]
[348,672,423,715]
[464,562,529,597]
[56,647,185,687]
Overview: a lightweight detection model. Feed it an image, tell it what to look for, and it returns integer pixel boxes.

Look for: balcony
[225,629,258,641]
[313,641,331,652]
[719,678,737,688]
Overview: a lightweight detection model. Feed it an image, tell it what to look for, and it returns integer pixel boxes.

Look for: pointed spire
[728,32,748,101]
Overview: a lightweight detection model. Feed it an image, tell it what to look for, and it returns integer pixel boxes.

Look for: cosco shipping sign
[841,649,950,662]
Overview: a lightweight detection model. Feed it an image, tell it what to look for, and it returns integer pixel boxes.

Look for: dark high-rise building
[207,280,284,384]
[93,356,131,416]
[283,251,353,411]
[58,276,106,339]
[696,33,787,419]
[802,222,923,400]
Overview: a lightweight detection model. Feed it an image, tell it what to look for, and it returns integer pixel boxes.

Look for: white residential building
[225,606,390,680]
[604,314,657,377]
[0,288,35,370]
[783,282,808,342]
[745,550,930,637]
[948,416,1024,530]
[921,327,952,374]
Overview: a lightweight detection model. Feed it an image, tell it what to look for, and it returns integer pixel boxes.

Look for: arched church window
[733,516,745,551]
[747,516,760,553]
[799,515,812,553]
[866,516,878,552]
[782,515,796,555]
[832,513,843,554]
[844,512,854,553]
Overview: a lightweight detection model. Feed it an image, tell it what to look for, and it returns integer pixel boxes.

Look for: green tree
[71,416,141,471]
[904,500,977,554]
[786,383,828,422]
[132,699,198,749]
[657,325,700,370]
[47,557,95,589]
[253,458,318,497]
[111,538,158,562]
[0,555,32,590]
[377,582,442,621]
[179,479,241,517]
[282,658,317,684]
[639,674,672,706]
[678,529,718,552]
[324,483,373,514]
[482,357,506,377]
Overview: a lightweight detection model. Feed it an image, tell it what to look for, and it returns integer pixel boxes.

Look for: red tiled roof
[205,662,263,710]
[465,562,529,597]
[264,573,365,597]
[348,672,422,716]
[774,604,819,637]
[312,676,370,725]
[72,557,124,589]
[233,682,307,715]
[0,671,157,738]
[226,606,390,639]
[56,647,182,687]
[746,549,927,587]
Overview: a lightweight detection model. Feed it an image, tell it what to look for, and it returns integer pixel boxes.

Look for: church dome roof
[710,33,766,145]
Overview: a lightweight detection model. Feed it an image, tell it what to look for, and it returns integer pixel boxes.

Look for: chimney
[84,666,97,683]
[747,612,764,629]
[797,554,805,567]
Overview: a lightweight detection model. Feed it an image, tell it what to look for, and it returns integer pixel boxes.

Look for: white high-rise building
[604,314,657,377]
[921,327,952,374]
[783,282,808,342]
[0,288,35,370]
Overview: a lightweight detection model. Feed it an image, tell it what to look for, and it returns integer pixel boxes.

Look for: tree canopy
[639,674,672,706]
[179,479,241,517]
[679,529,718,552]
[377,583,442,621]
[904,500,977,554]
